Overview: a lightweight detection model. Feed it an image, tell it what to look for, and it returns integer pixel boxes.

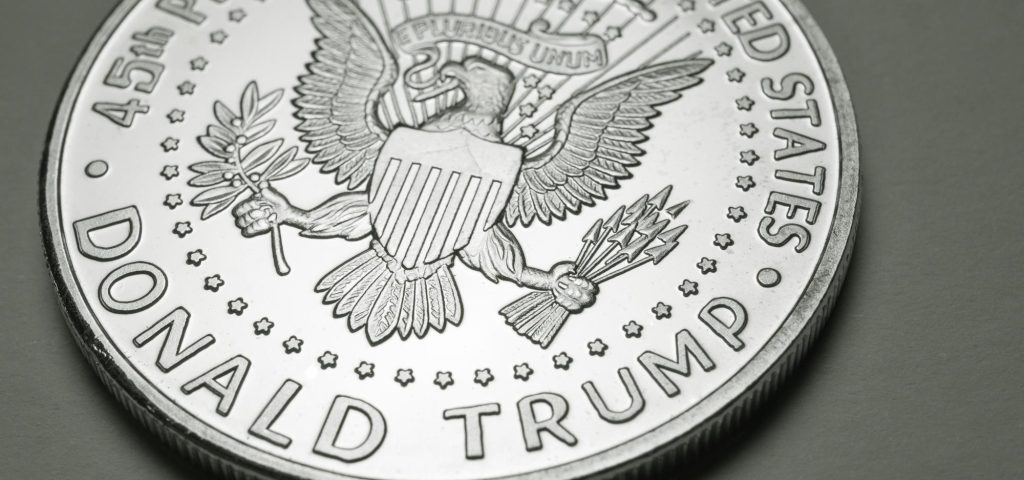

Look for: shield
[368,127,522,269]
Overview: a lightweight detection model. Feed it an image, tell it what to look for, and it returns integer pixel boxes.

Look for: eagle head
[419,57,514,117]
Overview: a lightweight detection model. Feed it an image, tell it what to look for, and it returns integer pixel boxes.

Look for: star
[678,279,699,297]
[253,318,274,335]
[318,351,338,369]
[604,26,621,41]
[161,137,179,152]
[714,233,735,250]
[623,320,644,338]
[522,75,539,89]
[520,125,539,139]
[434,371,454,389]
[715,42,733,57]
[228,297,248,315]
[177,81,195,95]
[553,352,573,370]
[736,96,755,111]
[582,10,600,25]
[676,0,695,12]
[558,0,575,12]
[740,150,760,165]
[228,8,247,22]
[210,30,228,44]
[190,57,208,71]
[728,206,748,222]
[474,368,495,387]
[167,109,185,123]
[736,175,756,191]
[173,222,193,238]
[537,85,555,101]
[513,363,533,381]
[395,369,415,386]
[698,257,718,274]
[355,361,375,379]
[727,68,746,83]
[519,103,537,117]
[185,249,206,266]
[164,193,183,209]
[161,165,179,180]
[739,123,759,138]
[588,339,608,357]
[203,274,224,292]
[698,19,715,33]
[283,335,303,354]
[652,302,672,319]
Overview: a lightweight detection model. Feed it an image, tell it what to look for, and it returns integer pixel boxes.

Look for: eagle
[233,0,712,345]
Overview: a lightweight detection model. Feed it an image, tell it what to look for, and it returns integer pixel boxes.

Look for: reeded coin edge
[40,1,860,479]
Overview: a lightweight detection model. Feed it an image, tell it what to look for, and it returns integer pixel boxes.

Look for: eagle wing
[295,0,399,189]
[505,59,713,227]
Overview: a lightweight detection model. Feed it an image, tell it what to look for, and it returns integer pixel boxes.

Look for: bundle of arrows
[501,186,690,348]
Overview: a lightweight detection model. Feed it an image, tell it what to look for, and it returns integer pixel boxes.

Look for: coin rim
[40,1,860,478]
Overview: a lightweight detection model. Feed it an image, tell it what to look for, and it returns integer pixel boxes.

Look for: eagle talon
[549,261,598,313]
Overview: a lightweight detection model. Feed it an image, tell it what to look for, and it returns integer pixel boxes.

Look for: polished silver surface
[42,0,858,478]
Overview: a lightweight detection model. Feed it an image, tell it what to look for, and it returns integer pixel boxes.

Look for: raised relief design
[187,0,711,348]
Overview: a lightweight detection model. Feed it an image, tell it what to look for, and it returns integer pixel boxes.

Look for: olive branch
[188,82,310,275]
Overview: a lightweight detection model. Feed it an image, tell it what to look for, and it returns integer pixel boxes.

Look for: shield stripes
[368,128,523,268]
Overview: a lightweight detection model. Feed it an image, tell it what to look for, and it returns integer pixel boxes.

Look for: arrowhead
[639,218,670,238]
[608,222,636,247]
[606,206,625,229]
[636,211,661,233]
[665,200,690,219]
[583,219,604,244]
[619,233,654,262]
[649,186,673,209]
[623,195,649,225]
[645,242,678,265]
[657,225,688,244]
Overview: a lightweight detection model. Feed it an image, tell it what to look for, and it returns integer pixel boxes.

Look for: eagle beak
[413,62,463,102]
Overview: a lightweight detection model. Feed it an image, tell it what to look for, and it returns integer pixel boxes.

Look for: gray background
[1,0,1021,478]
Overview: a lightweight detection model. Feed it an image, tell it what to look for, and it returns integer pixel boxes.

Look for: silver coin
[42,0,858,478]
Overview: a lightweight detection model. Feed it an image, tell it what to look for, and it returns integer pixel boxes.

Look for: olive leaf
[188,82,308,220]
